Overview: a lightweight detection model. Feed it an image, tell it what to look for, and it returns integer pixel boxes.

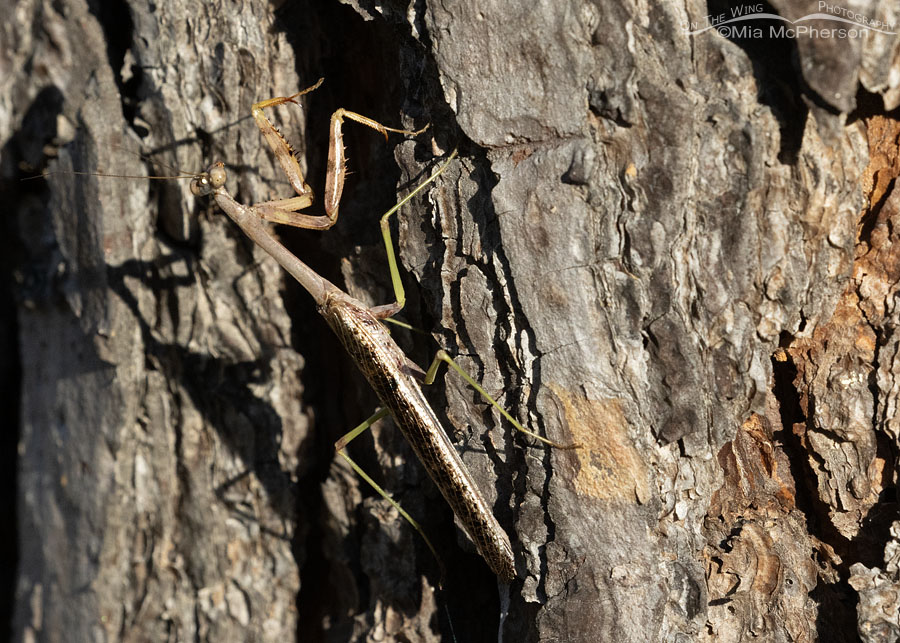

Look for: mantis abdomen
[322,293,517,582]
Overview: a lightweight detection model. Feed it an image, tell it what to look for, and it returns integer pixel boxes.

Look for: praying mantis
[102,78,572,583]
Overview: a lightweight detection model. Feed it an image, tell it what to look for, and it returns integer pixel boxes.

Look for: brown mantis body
[191,155,519,580]
[187,79,570,582]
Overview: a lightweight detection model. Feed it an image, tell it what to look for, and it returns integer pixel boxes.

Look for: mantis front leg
[249,78,428,230]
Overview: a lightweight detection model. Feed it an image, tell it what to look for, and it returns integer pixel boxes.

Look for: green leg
[370,149,459,320]
[335,407,446,584]
[366,146,577,451]
[424,350,580,450]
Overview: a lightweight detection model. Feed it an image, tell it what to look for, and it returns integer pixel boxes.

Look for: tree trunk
[3,0,900,641]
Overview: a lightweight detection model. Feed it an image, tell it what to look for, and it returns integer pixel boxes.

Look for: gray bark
[3,0,900,641]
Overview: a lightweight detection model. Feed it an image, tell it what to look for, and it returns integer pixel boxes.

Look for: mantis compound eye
[208,162,226,188]
[189,175,210,196]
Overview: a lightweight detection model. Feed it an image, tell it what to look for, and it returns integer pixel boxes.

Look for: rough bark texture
[3,0,900,641]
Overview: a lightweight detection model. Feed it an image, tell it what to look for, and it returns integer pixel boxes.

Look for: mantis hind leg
[335,407,447,585]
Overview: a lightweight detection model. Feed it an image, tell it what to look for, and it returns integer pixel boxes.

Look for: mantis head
[190,162,227,197]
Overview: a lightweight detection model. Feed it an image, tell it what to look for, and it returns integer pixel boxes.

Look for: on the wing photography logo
[685,2,896,38]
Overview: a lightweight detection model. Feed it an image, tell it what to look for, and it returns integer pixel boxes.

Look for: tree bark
[3,0,900,641]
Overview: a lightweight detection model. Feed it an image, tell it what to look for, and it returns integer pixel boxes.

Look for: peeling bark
[3,0,900,641]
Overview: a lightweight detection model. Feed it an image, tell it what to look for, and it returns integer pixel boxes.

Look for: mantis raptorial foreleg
[247,77,428,230]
